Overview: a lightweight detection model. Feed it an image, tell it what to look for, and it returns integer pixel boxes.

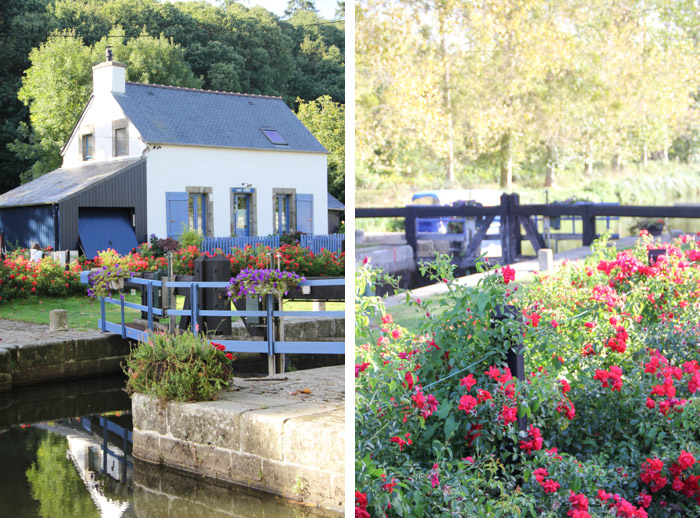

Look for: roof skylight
[261,129,287,145]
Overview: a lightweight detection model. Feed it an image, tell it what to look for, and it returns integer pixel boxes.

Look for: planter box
[285,277,344,301]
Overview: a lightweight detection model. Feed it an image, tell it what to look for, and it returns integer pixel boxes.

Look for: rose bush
[356,234,700,517]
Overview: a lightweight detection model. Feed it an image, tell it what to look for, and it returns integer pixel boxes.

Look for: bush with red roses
[356,234,700,517]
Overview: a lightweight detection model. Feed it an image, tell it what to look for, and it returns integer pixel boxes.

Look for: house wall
[145,145,328,237]
[0,205,54,249]
[62,94,147,168]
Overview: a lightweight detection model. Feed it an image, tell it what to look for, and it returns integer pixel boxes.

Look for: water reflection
[0,377,340,517]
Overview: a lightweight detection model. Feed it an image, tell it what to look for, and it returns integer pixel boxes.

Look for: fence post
[100,297,106,333]
[190,282,198,335]
[582,204,596,246]
[120,295,126,338]
[405,206,417,259]
[500,194,513,264]
[266,293,276,375]
[146,280,153,331]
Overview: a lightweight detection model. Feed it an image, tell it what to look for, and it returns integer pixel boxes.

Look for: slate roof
[0,158,143,207]
[327,193,345,211]
[114,82,327,154]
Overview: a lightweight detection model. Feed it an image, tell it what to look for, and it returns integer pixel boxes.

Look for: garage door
[78,208,138,258]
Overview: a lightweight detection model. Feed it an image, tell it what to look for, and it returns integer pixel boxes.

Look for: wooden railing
[357,193,700,264]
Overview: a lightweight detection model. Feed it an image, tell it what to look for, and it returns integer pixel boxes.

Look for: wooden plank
[519,215,545,251]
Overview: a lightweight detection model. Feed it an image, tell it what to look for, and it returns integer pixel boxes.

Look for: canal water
[0,376,336,517]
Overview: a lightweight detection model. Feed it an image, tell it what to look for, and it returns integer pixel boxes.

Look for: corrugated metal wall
[59,159,147,250]
[0,205,54,249]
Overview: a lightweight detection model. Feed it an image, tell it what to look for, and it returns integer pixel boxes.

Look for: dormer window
[81,134,94,161]
[261,128,287,146]
[113,119,129,157]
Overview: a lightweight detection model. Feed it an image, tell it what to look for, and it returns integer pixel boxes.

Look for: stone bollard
[538,248,553,272]
[49,309,68,331]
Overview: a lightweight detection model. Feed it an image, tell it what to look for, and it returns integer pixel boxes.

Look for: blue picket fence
[201,234,345,255]
[299,234,345,254]
[201,236,280,254]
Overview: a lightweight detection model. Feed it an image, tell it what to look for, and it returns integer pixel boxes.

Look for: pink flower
[430,463,440,488]
[502,265,516,284]
[460,374,477,391]
[458,395,477,414]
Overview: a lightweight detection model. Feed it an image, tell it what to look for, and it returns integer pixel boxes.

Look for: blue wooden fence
[80,274,345,358]
[201,234,345,255]
[201,236,280,254]
[299,234,345,253]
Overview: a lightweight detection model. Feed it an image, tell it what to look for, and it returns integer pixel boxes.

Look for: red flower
[458,395,477,414]
[502,265,515,284]
[459,374,476,391]
[501,405,518,426]
[678,451,696,471]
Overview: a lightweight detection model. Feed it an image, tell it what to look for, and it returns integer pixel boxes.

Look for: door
[296,193,313,234]
[233,192,250,237]
[166,192,188,238]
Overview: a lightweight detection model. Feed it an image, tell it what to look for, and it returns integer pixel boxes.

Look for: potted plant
[87,249,132,298]
[227,268,305,300]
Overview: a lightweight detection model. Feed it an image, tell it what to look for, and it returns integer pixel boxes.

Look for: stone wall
[131,367,344,512]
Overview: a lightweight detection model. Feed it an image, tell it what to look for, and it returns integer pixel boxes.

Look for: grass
[0,293,143,330]
[0,293,345,331]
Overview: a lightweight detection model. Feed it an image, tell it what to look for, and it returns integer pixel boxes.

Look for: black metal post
[581,204,596,246]
[404,205,417,260]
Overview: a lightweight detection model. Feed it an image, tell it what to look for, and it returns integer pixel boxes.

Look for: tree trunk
[440,22,455,187]
[642,143,648,169]
[500,132,513,190]
[544,146,556,187]
[611,152,623,172]
[583,140,593,176]
[663,143,669,163]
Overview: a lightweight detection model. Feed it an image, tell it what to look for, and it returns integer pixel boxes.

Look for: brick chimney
[92,47,126,95]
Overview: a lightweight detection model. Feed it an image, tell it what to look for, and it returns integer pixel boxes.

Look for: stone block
[282,409,343,474]
[159,436,198,471]
[239,408,287,461]
[167,401,239,449]
[132,394,169,435]
[98,355,128,374]
[15,341,65,369]
[49,309,68,331]
[132,459,163,492]
[0,373,12,392]
[193,445,232,480]
[64,358,101,379]
[132,429,162,464]
[260,460,334,503]
[538,248,554,271]
[12,363,66,386]
[0,348,11,373]
[229,451,263,484]
[330,472,345,508]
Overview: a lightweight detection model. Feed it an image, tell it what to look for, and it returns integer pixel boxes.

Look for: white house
[0,52,329,256]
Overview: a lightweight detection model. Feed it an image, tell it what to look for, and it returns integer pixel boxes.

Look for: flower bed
[0,240,344,304]
[356,235,700,517]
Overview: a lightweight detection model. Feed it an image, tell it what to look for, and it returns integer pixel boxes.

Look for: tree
[296,95,345,203]
[285,0,318,17]
[13,28,201,181]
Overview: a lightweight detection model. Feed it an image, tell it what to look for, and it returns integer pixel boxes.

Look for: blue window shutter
[296,193,313,234]
[166,192,188,238]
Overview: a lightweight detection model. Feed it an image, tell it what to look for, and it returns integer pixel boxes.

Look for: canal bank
[0,317,344,390]
[131,365,345,512]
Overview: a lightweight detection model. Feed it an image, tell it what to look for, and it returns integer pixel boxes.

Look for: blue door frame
[232,188,253,237]
[296,193,313,234]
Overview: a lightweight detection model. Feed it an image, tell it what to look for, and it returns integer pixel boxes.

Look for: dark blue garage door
[78,208,138,258]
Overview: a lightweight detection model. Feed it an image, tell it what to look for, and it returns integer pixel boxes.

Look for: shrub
[123,331,234,402]
[178,227,203,249]
[356,235,700,517]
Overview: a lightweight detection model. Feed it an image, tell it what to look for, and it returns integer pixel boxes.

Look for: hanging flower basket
[227,268,305,300]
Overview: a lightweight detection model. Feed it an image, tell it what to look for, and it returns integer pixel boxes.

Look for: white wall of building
[145,145,328,237]
[62,94,147,168]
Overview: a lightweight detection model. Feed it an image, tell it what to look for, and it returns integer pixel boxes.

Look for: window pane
[262,129,287,145]
[236,196,249,232]
[115,128,127,156]
[83,134,93,160]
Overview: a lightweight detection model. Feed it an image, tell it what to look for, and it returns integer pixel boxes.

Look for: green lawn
[0,293,344,331]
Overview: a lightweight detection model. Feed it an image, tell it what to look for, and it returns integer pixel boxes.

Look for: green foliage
[3,0,344,186]
[123,331,233,402]
[357,0,700,190]
[297,95,345,203]
[177,227,203,249]
[356,235,700,517]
